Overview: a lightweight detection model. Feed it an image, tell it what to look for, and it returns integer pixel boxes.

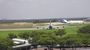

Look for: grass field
[0,24,86,39]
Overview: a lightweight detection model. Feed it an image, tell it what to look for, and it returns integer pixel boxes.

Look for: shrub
[0,38,14,50]
[78,25,90,34]
[55,29,66,36]
[8,33,17,39]
[18,32,30,39]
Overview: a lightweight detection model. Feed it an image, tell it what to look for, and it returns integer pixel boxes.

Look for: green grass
[64,24,86,34]
[0,30,32,38]
[0,24,87,39]
[0,30,57,38]
[65,26,78,34]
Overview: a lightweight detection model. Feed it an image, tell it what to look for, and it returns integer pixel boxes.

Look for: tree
[18,32,30,39]
[38,34,56,45]
[55,29,66,36]
[80,35,90,47]
[78,25,90,47]
[78,25,90,34]
[60,34,83,50]
[8,33,17,39]
[54,29,66,50]
[28,31,57,50]
[0,38,14,50]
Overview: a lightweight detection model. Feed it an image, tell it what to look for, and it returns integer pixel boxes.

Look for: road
[0,26,63,31]
[0,28,38,31]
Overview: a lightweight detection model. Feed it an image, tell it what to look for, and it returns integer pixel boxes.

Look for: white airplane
[60,19,84,24]
[59,19,68,23]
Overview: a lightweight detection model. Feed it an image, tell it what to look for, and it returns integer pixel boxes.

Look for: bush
[61,34,82,47]
[0,38,14,50]
[18,32,30,39]
[78,25,90,34]
[8,33,17,39]
[55,29,66,36]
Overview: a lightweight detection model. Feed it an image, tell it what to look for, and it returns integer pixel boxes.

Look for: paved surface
[0,26,63,31]
[0,28,39,31]
[31,48,90,50]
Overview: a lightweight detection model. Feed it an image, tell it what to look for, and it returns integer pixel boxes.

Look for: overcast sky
[0,0,90,19]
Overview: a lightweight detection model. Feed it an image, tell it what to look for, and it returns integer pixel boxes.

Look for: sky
[0,0,90,19]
